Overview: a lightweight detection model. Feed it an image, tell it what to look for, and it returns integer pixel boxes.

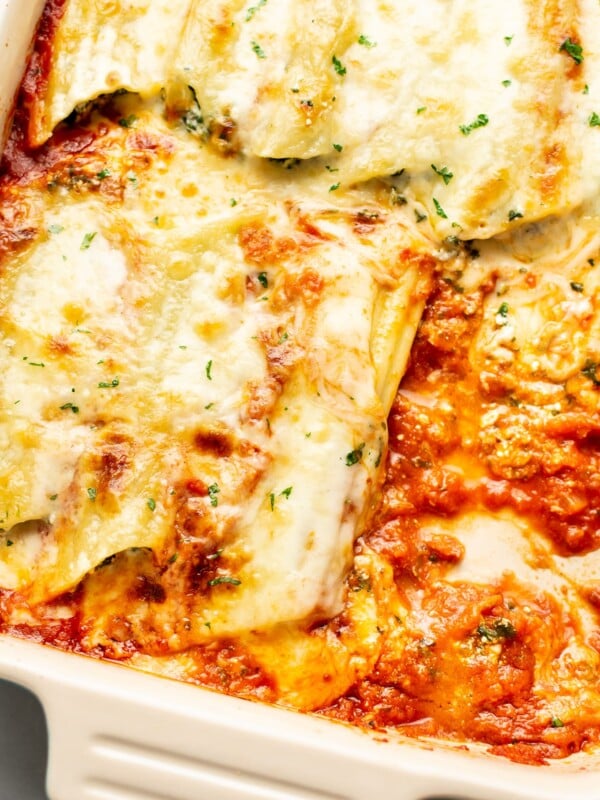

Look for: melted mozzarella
[0,107,431,635]
[27,0,192,145]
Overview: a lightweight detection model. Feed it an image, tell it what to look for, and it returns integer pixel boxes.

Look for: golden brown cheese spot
[193,428,234,458]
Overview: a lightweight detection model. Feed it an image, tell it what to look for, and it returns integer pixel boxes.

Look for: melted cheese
[169,0,600,238]
[0,100,432,636]
[27,0,192,145]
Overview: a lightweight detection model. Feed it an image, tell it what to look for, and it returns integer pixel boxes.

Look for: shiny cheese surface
[0,95,432,638]
[26,0,192,146]
[169,0,600,238]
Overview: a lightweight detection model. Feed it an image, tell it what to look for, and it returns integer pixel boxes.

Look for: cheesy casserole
[1,0,600,765]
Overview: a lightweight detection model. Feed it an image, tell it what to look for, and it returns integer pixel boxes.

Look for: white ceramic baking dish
[1,5,600,799]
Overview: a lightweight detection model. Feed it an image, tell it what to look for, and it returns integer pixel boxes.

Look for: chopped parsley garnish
[87,487,97,501]
[584,84,590,95]
[230,198,238,206]
[477,618,517,641]
[208,576,242,587]
[205,359,213,380]
[251,40,266,59]
[96,168,111,179]
[589,112,600,127]
[332,55,346,76]
[98,377,119,388]
[245,0,266,20]
[49,494,58,501]
[48,224,64,234]
[269,491,276,510]
[329,182,340,192]
[570,281,584,292]
[332,143,343,152]
[431,164,453,185]
[550,717,564,728]
[147,498,156,512]
[358,34,376,48]
[80,232,97,250]
[508,209,523,221]
[207,483,220,507]
[432,198,448,219]
[416,106,426,114]
[502,79,512,87]
[498,301,509,318]
[582,359,600,386]
[559,37,584,64]
[459,114,489,135]
[168,553,178,563]
[6,540,13,547]
[118,114,137,128]
[28,361,45,367]
[281,486,293,498]
[415,209,427,223]
[346,443,365,466]
[257,271,268,288]
[504,35,513,45]
[60,402,79,413]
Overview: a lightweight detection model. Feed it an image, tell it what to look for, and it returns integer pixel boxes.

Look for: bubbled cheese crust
[0,95,434,640]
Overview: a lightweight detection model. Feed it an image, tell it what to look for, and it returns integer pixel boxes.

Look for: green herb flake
[257,271,268,288]
[358,34,376,48]
[48,224,64,234]
[582,359,600,386]
[502,79,512,87]
[550,717,565,728]
[208,576,242,587]
[414,209,427,223]
[459,113,489,135]
[251,40,266,58]
[80,232,97,250]
[498,301,509,318]
[60,402,79,413]
[168,552,178,564]
[280,486,293,499]
[87,487,97,501]
[230,198,238,206]
[49,494,58,501]
[345,443,365,466]
[570,281,584,292]
[98,377,119,388]
[28,361,45,367]
[589,112,600,127]
[207,483,220,507]
[431,163,453,185]
[416,106,426,114]
[269,491,276,510]
[432,198,448,219]
[118,114,137,128]
[206,548,223,561]
[6,540,13,547]
[245,0,266,20]
[329,182,340,192]
[559,37,584,65]
[504,35,513,45]
[332,143,343,152]
[96,168,111,179]
[205,359,213,380]
[477,618,517,641]
[332,55,346,76]
[508,209,523,221]
[147,498,156,512]
[584,84,590,95]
